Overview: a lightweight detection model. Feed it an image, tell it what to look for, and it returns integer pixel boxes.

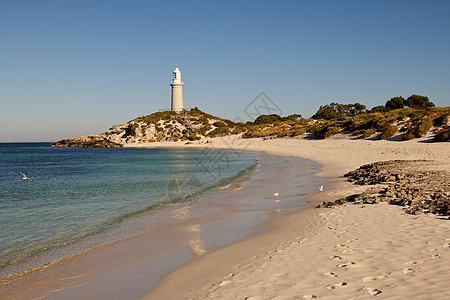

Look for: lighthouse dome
[172,68,182,84]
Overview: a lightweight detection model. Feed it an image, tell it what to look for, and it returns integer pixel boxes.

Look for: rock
[336,160,450,216]
[51,136,123,148]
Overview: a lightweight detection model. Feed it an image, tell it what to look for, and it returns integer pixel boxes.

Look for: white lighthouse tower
[170,67,184,112]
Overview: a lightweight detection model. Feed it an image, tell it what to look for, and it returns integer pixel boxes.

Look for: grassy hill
[243,106,449,142]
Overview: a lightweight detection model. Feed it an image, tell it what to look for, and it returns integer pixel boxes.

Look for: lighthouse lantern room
[170,68,184,112]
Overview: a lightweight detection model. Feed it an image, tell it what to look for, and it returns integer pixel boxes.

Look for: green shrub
[404,116,434,140]
[316,126,342,139]
[402,130,415,141]
[207,127,230,138]
[213,121,226,127]
[200,116,209,125]
[373,116,396,132]
[405,95,435,109]
[198,125,211,135]
[416,116,434,137]
[385,97,405,110]
[378,125,398,140]
[370,105,387,113]
[361,128,377,139]
[254,114,282,125]
[433,115,446,126]
[293,127,307,136]
[189,107,202,115]
[188,133,201,141]
[431,129,450,142]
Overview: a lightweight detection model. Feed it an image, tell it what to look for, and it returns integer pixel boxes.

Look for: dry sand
[143,136,450,299]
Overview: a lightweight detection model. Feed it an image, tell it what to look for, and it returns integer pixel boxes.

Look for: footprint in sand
[336,244,349,249]
[443,242,450,248]
[403,260,425,265]
[402,267,418,275]
[324,271,338,277]
[366,287,382,296]
[342,249,355,254]
[431,254,440,259]
[326,281,347,290]
[337,262,356,268]
[420,248,437,253]
[329,255,343,260]
[219,280,232,287]
[302,295,317,299]
[363,273,390,282]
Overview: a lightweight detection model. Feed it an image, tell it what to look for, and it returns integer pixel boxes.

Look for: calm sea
[0,143,258,271]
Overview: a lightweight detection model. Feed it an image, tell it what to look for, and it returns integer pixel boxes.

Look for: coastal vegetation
[241,94,448,141]
[51,94,449,147]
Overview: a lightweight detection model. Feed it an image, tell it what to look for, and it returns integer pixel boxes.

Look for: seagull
[318,185,324,192]
[20,172,32,181]
[272,192,279,197]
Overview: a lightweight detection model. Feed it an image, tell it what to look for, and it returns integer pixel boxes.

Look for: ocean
[0,143,259,272]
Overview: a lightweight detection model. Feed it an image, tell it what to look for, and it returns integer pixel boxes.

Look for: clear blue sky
[1,0,449,142]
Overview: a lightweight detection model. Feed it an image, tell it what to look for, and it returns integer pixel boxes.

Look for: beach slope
[144,136,450,299]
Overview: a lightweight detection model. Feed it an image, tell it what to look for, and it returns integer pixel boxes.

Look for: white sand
[143,136,450,299]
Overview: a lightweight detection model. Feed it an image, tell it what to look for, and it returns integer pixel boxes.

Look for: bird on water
[20,172,32,181]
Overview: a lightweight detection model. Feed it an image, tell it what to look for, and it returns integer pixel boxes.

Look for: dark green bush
[385,97,405,110]
[316,126,342,139]
[370,105,387,113]
[402,130,415,141]
[254,114,282,125]
[188,133,201,141]
[404,116,434,140]
[213,121,226,127]
[431,129,450,142]
[198,125,211,135]
[361,128,377,139]
[207,127,230,138]
[378,125,398,140]
[405,95,435,109]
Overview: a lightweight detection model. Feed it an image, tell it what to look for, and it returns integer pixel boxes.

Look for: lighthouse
[170,67,184,112]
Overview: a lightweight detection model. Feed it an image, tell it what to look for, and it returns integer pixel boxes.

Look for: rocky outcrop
[52,108,243,148]
[317,160,450,216]
[51,135,123,148]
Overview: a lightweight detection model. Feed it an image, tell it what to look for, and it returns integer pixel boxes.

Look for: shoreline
[1,136,448,299]
[143,136,450,299]
[0,148,322,300]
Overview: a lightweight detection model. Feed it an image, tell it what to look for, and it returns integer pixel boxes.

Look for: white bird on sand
[20,172,32,181]
[318,185,324,192]
[272,192,279,197]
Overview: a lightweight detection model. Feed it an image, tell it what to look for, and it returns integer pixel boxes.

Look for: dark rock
[51,136,123,148]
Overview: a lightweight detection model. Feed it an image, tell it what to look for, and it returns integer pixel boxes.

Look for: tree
[405,94,434,109]
[281,114,303,122]
[370,105,387,113]
[312,102,366,120]
[385,97,405,110]
[347,103,367,115]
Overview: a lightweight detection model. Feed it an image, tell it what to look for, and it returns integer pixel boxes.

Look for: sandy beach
[144,135,450,299]
[1,136,448,300]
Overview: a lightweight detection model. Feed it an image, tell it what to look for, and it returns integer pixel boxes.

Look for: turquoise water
[0,143,258,270]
